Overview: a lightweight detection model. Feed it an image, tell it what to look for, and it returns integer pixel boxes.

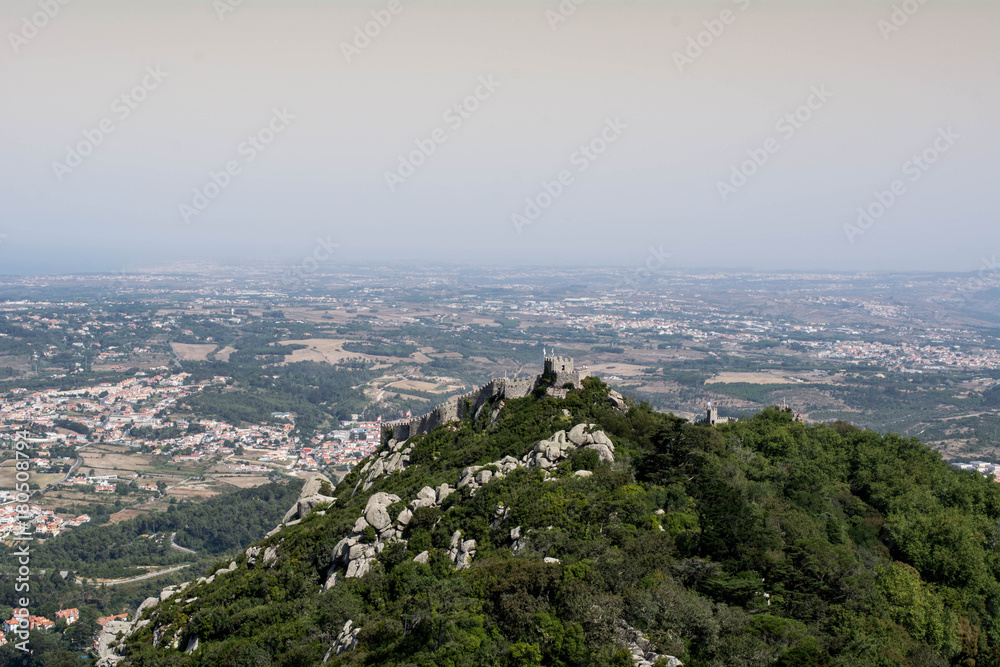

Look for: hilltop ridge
[104,361,1000,667]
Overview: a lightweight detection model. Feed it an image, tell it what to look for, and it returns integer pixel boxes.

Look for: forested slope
[117,379,1000,666]
[27,480,303,578]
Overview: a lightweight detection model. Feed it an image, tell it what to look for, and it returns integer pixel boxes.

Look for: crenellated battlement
[544,355,582,390]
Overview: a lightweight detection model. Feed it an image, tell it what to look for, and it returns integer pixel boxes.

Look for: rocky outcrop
[95,617,132,666]
[106,385,639,666]
[332,493,402,579]
[457,425,616,494]
[326,424,616,584]
[212,561,238,578]
[567,423,616,463]
[245,542,280,571]
[322,620,360,662]
[137,596,159,618]
[608,389,627,412]
[245,545,262,565]
[157,581,188,602]
[355,439,415,493]
[523,430,577,469]
[510,526,525,551]
[614,619,682,667]
[283,473,336,524]
[447,530,477,570]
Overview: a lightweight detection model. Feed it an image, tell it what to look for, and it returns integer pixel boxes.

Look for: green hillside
[116,378,1000,666]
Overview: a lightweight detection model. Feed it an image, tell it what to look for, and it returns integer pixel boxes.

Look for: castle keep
[544,355,582,389]
[381,356,585,445]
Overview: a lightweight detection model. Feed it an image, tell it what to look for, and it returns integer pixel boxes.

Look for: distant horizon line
[0,260,995,280]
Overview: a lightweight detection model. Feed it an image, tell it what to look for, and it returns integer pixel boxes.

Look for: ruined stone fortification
[381,357,585,445]
[544,355,583,389]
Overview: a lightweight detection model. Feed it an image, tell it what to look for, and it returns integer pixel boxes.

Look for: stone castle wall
[381,358,580,445]
[382,376,536,445]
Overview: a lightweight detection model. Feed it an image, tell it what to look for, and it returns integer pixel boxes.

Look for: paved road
[32,453,85,497]
[939,411,995,422]
[169,532,196,555]
[84,564,192,587]
[66,455,83,478]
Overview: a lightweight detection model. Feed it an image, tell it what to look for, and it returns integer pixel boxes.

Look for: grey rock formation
[365,504,391,531]
[327,423,615,585]
[331,491,406,580]
[586,443,615,463]
[614,619,683,667]
[137,597,159,618]
[436,483,455,503]
[355,440,416,492]
[263,545,278,567]
[94,617,132,666]
[245,546,262,566]
[364,493,400,531]
[283,495,334,524]
[447,530,477,570]
[608,389,627,412]
[283,472,336,524]
[330,620,359,657]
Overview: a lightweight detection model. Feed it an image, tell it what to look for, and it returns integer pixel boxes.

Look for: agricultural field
[282,338,375,364]
[170,342,218,361]
[0,460,64,489]
[79,444,159,477]
[706,371,827,385]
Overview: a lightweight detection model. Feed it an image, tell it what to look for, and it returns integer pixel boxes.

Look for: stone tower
[707,403,719,426]
[544,355,581,389]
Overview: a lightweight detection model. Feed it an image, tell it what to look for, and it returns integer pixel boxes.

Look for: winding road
[81,563,192,586]
[169,532,197,554]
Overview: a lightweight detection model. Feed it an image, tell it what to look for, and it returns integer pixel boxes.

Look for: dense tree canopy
[107,381,1000,665]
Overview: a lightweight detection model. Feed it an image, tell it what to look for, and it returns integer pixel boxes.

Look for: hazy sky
[1,0,997,275]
